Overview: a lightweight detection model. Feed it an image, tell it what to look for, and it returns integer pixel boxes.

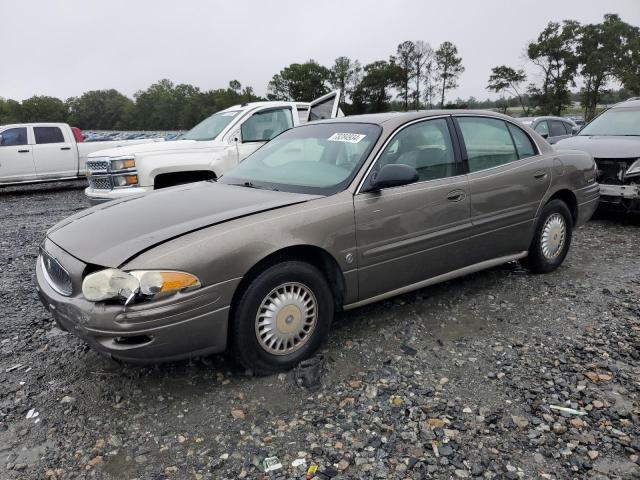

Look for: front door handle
[60,147,71,151]
[534,170,548,180]
[446,190,466,202]
[18,149,30,153]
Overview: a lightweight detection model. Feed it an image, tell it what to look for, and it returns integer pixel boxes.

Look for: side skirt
[343,251,528,311]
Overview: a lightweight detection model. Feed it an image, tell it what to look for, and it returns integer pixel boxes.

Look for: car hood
[87,139,224,158]
[554,135,640,158]
[47,182,319,267]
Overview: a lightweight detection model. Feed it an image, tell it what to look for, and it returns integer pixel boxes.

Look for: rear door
[306,90,341,122]
[0,127,36,182]
[454,116,550,264]
[32,126,76,178]
[354,116,471,300]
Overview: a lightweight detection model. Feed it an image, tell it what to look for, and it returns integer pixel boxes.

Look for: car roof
[308,109,520,129]
[518,116,572,122]
[612,99,640,109]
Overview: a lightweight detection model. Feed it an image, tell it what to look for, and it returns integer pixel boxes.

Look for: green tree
[267,60,330,101]
[577,15,635,121]
[391,41,417,110]
[487,65,528,114]
[412,40,433,109]
[435,41,465,108]
[329,56,361,107]
[615,23,640,95]
[351,61,402,114]
[65,89,134,129]
[527,20,580,115]
[19,95,68,122]
[0,98,22,124]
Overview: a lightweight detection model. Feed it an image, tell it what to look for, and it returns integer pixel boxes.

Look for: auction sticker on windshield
[328,133,367,143]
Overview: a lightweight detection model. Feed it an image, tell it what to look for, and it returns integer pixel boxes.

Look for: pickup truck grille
[40,251,72,296]
[86,160,109,172]
[88,176,112,190]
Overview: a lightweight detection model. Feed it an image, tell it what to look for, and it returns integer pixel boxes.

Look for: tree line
[0,14,637,129]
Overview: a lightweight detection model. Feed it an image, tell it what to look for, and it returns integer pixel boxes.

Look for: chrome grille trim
[88,176,112,190]
[40,251,73,296]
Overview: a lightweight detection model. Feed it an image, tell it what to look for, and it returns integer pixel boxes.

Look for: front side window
[34,127,65,144]
[457,117,518,172]
[377,118,457,182]
[579,107,640,136]
[507,123,537,159]
[241,108,293,142]
[182,110,240,141]
[534,121,549,136]
[220,122,381,195]
[0,127,28,146]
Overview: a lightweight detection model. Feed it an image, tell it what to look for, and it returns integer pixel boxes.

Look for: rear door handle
[18,149,30,153]
[60,147,71,151]
[446,190,466,202]
[534,170,548,180]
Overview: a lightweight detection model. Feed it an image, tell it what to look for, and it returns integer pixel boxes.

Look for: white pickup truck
[0,123,163,186]
[84,91,341,203]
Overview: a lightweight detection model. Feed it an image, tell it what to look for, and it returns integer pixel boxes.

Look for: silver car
[36,111,599,374]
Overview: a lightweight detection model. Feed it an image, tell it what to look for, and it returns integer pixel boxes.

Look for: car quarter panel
[123,191,359,305]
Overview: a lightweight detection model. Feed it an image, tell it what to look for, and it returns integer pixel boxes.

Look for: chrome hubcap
[541,213,566,259]
[255,282,317,355]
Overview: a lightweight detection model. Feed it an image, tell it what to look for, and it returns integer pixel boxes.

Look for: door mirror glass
[540,132,549,139]
[368,164,419,191]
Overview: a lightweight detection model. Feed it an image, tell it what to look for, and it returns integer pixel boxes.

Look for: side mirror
[571,126,580,135]
[540,132,549,139]
[368,164,419,191]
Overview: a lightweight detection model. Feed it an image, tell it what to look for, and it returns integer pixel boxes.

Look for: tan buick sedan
[36,111,599,373]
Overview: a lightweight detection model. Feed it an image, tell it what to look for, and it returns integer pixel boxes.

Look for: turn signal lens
[112,174,138,187]
[131,271,201,296]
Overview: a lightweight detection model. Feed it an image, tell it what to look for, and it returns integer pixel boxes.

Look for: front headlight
[82,269,201,303]
[110,158,136,171]
[112,174,138,187]
[625,159,640,178]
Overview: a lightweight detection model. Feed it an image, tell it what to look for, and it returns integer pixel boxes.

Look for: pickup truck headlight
[110,158,136,171]
[112,174,138,187]
[82,268,201,303]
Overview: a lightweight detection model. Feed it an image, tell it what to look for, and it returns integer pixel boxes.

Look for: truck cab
[84,91,341,203]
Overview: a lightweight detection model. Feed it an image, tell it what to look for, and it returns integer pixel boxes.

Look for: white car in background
[0,123,163,186]
[83,91,342,204]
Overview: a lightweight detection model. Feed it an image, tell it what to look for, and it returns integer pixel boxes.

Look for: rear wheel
[231,261,333,375]
[521,199,573,273]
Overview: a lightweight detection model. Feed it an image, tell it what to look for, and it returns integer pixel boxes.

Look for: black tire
[231,261,334,375]
[521,199,573,273]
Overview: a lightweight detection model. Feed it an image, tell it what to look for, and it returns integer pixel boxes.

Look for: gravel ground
[0,181,638,480]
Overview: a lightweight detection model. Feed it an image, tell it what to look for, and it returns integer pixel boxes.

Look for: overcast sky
[2,0,639,103]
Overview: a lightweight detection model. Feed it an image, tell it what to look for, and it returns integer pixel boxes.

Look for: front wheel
[521,199,573,273]
[231,261,334,375]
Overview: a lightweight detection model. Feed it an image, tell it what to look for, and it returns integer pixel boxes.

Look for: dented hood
[554,135,640,158]
[47,182,318,267]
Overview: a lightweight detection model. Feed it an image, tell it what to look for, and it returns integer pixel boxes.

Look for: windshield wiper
[228,181,278,191]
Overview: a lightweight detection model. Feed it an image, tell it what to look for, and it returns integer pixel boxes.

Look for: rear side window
[507,123,537,159]
[34,127,65,144]
[0,127,28,146]
[549,120,566,137]
[457,117,518,172]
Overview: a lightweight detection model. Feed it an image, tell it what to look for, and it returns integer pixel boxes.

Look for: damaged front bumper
[35,239,235,363]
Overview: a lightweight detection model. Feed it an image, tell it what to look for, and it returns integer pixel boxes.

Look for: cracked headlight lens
[82,269,200,303]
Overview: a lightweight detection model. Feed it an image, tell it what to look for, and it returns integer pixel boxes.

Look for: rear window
[34,127,65,144]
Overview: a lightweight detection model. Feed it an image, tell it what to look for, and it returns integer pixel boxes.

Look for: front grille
[595,158,635,185]
[86,159,109,172]
[88,176,112,190]
[40,251,73,296]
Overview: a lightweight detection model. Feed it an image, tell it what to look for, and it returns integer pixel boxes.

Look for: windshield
[182,110,240,141]
[580,108,640,136]
[219,123,381,195]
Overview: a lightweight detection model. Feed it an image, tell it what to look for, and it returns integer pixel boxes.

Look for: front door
[455,116,551,264]
[236,106,295,162]
[32,126,76,178]
[354,117,471,301]
[0,127,36,183]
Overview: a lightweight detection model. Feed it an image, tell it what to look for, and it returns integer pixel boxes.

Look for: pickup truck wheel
[522,199,573,273]
[231,261,333,375]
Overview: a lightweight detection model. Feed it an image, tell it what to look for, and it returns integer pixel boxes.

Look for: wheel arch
[546,188,578,225]
[229,244,346,320]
